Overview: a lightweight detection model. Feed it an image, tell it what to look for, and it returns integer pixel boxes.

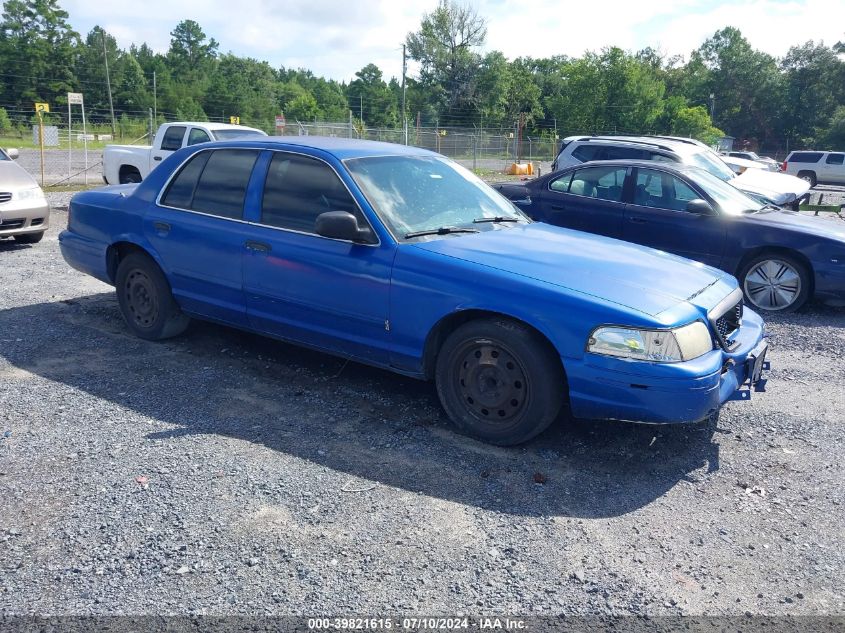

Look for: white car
[725,151,780,171]
[552,135,810,209]
[0,148,49,244]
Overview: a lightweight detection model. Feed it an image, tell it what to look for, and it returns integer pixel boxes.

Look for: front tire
[435,318,565,446]
[14,232,44,244]
[739,252,811,312]
[115,252,189,340]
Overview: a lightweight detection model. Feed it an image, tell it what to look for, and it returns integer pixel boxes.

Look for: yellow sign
[229,116,240,125]
[35,102,50,113]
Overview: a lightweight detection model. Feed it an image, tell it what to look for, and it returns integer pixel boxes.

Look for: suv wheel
[796,170,817,188]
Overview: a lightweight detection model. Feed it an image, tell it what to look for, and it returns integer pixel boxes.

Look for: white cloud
[63,0,845,81]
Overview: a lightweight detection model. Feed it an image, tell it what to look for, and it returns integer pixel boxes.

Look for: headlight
[16,187,45,201]
[587,321,713,363]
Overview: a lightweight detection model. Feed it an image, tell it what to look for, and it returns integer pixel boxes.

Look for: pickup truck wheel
[435,318,564,446]
[740,253,811,312]
[119,168,142,184]
[14,232,44,244]
[115,252,189,340]
[796,170,816,188]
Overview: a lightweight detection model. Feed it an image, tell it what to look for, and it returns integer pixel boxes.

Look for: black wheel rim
[124,268,159,328]
[455,341,530,424]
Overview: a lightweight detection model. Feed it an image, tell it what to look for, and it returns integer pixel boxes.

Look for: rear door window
[568,166,627,201]
[160,126,187,152]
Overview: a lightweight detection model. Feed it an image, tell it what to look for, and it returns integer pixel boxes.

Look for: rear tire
[115,252,189,340]
[119,168,142,184]
[739,252,811,312]
[14,232,44,244]
[435,318,565,446]
[796,170,817,188]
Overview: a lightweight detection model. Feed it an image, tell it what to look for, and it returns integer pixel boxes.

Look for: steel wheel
[124,268,160,328]
[743,258,802,311]
[457,342,530,423]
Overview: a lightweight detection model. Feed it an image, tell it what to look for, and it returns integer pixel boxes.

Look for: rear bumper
[59,230,112,285]
[566,309,767,424]
[0,199,50,237]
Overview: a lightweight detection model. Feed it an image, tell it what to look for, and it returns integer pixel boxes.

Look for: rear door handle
[628,216,648,224]
[153,221,170,234]
[245,240,271,253]
[550,204,566,211]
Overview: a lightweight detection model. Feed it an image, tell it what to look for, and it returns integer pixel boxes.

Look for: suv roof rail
[585,135,677,152]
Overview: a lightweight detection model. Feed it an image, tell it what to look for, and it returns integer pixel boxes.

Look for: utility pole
[709,93,715,121]
[401,44,407,145]
[153,71,157,122]
[102,30,116,137]
[360,95,363,128]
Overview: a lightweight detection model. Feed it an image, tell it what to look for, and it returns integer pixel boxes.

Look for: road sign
[34,102,50,113]
[67,92,83,105]
[229,116,240,125]
[275,114,286,130]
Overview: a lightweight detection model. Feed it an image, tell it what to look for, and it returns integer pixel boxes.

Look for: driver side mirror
[6,148,18,160]
[315,211,375,244]
[686,198,715,215]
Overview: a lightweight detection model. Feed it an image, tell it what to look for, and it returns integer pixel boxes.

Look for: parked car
[0,147,49,244]
[551,136,810,209]
[721,154,768,175]
[725,151,780,171]
[493,160,845,312]
[103,121,267,185]
[60,138,769,445]
[782,150,845,186]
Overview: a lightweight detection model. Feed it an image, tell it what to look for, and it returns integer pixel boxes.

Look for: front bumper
[566,309,767,424]
[0,198,50,237]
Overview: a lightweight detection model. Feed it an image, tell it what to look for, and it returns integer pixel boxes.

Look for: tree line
[1,0,844,152]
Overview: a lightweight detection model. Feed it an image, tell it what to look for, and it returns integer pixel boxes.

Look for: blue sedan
[60,138,768,445]
[493,160,845,312]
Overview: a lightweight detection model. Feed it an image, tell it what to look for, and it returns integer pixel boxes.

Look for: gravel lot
[0,193,844,618]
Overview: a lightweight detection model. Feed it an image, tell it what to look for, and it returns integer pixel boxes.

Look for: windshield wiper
[472,216,521,224]
[404,226,480,239]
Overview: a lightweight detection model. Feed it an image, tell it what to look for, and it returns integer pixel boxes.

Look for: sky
[61,0,845,82]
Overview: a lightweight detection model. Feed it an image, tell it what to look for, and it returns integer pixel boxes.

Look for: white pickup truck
[103,121,267,185]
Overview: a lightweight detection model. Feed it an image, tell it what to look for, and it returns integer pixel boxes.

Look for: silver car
[0,148,50,243]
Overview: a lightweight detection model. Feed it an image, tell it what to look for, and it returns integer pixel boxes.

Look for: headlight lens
[587,321,713,363]
[16,187,45,201]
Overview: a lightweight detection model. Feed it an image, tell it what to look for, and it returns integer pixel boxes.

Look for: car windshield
[688,149,737,182]
[687,167,764,215]
[345,155,528,240]
[211,129,267,141]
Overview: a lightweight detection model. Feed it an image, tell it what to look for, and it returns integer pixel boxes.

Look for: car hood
[733,168,810,200]
[742,209,845,241]
[0,161,39,189]
[410,223,730,317]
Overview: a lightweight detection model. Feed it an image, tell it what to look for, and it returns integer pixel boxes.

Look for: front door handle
[153,221,170,234]
[628,216,648,224]
[153,155,163,162]
[245,240,271,253]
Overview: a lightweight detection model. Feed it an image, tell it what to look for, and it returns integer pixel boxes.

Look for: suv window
[162,149,259,219]
[187,128,212,146]
[571,145,602,162]
[825,153,844,165]
[261,153,358,234]
[788,152,823,163]
[160,126,186,152]
[568,166,627,202]
[634,168,701,212]
[602,146,648,161]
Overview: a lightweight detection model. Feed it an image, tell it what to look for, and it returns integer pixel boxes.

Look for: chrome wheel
[743,259,802,311]
[124,268,159,328]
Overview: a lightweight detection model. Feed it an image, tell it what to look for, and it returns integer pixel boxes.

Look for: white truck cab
[103,122,267,185]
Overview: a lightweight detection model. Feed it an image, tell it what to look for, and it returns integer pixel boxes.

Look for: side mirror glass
[315,211,375,243]
[6,148,19,160]
[686,198,715,215]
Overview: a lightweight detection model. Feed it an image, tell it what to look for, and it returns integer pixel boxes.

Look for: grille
[0,218,25,230]
[712,299,743,350]
[0,192,11,203]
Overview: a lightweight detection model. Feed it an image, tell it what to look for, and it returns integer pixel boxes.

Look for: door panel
[624,168,726,268]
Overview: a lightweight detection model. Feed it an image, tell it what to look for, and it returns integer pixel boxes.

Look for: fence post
[473,133,478,171]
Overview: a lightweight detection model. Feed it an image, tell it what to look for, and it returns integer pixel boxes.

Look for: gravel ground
[0,193,844,618]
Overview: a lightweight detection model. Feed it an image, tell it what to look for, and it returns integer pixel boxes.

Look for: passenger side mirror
[686,198,715,215]
[6,148,19,160]
[315,211,375,244]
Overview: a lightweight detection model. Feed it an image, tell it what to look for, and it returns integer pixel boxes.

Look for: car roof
[193,136,440,160]
[175,121,264,132]
[562,135,704,156]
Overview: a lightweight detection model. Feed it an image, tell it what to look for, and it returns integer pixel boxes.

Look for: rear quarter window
[825,153,844,165]
[788,152,823,163]
[571,145,602,162]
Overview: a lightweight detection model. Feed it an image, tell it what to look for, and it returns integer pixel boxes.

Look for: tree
[346,63,399,128]
[406,0,487,123]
